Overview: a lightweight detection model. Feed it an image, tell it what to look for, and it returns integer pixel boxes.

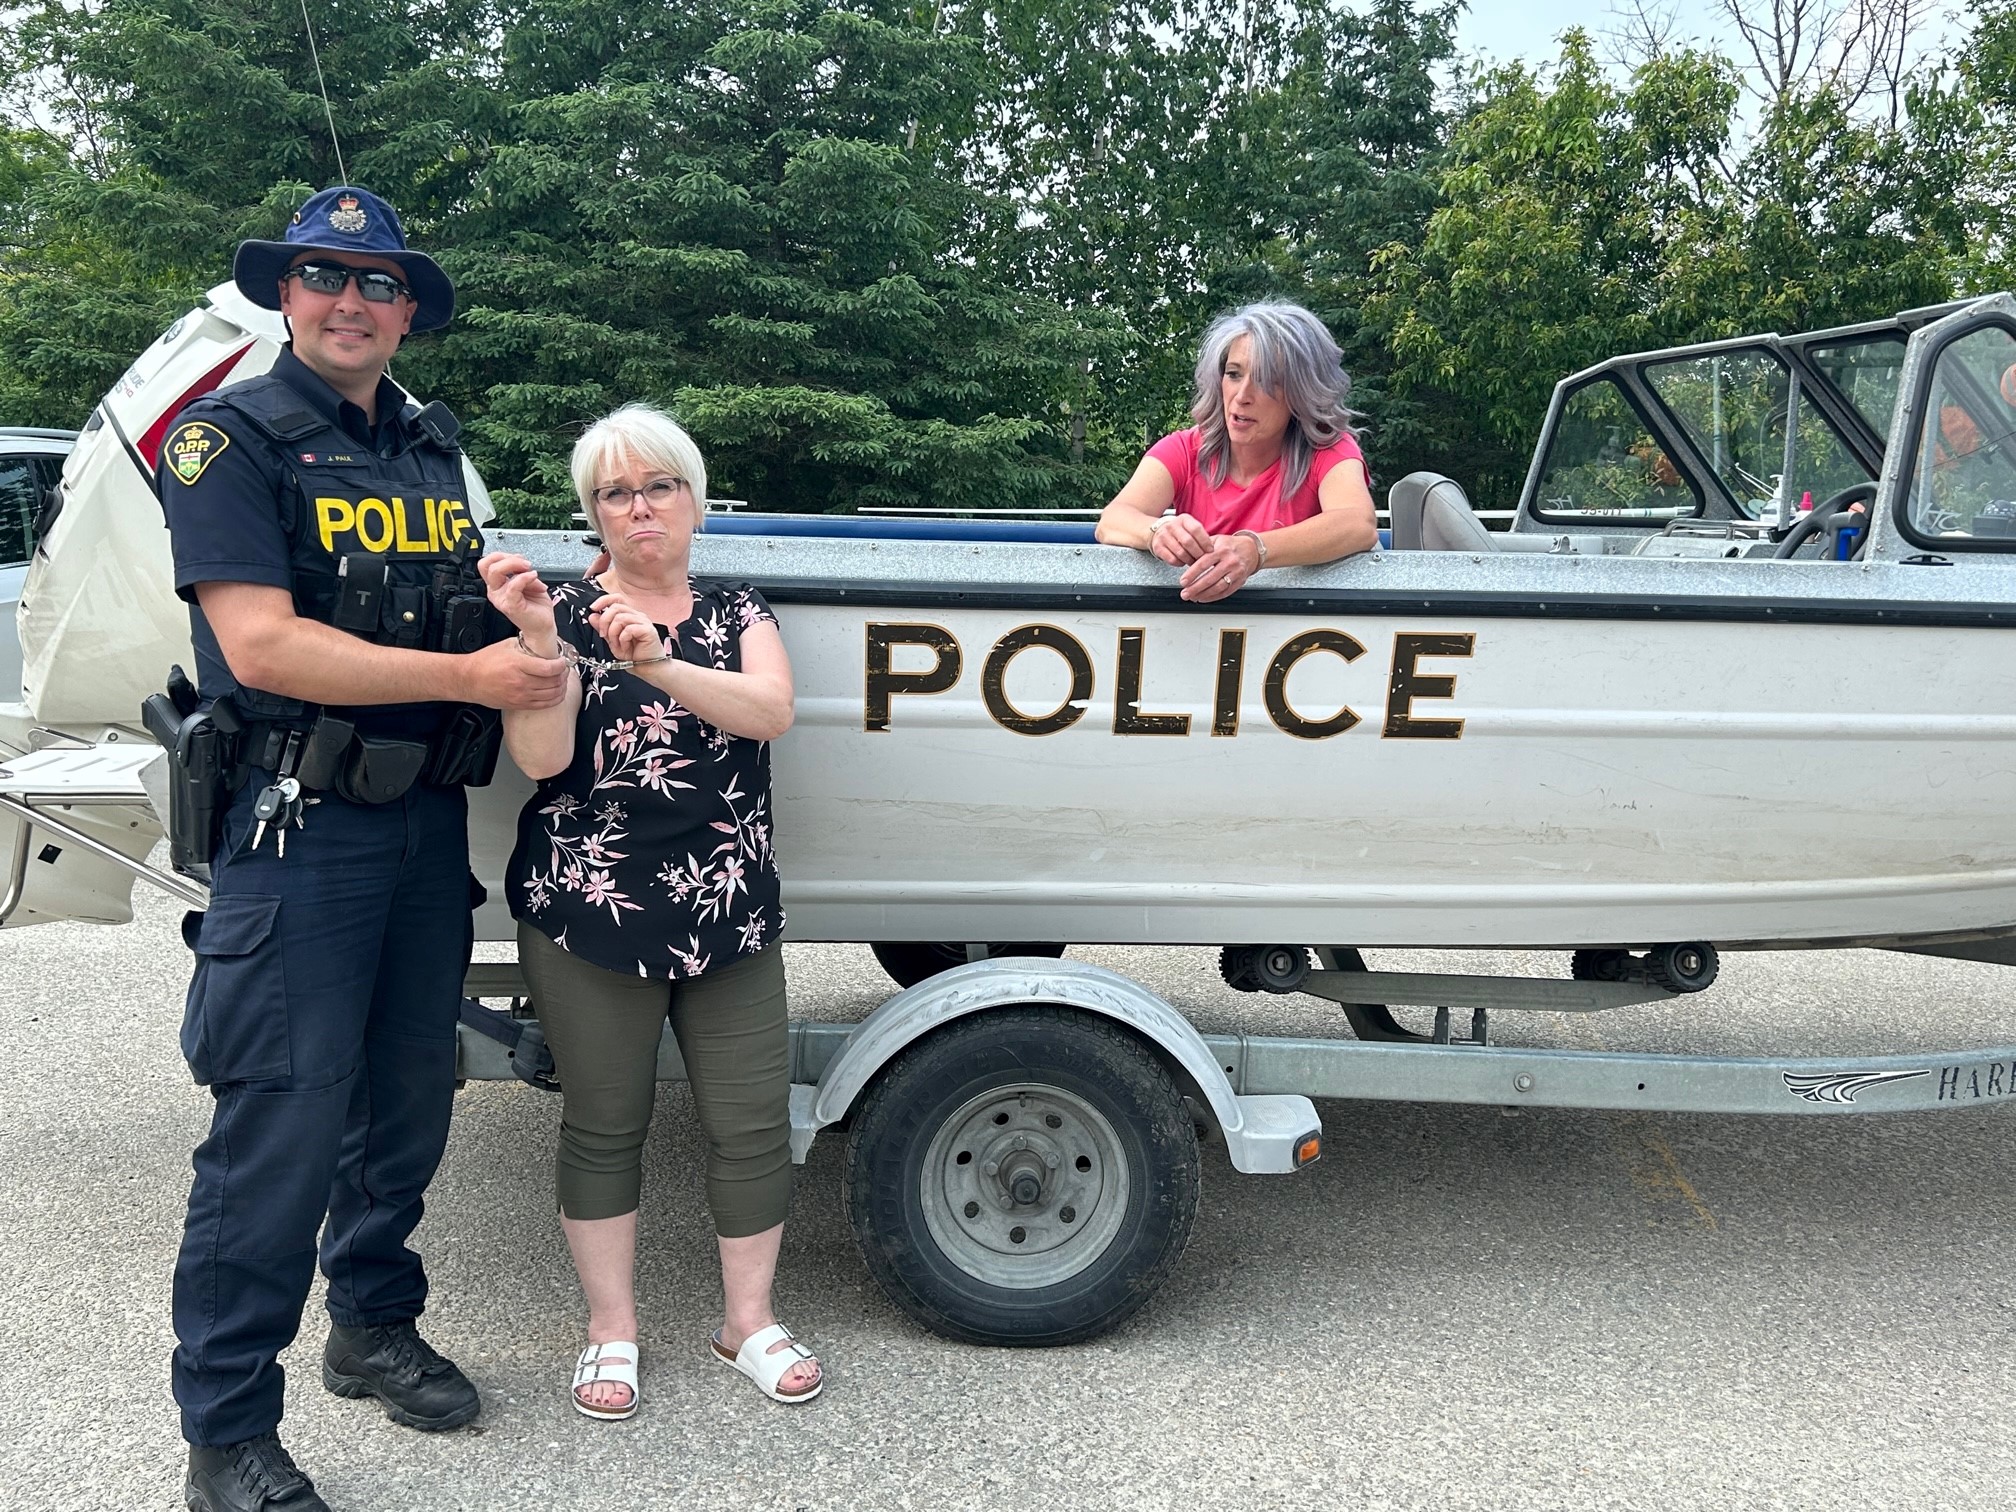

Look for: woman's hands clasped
[1176,532,1262,604]
[1143,514,1260,604]
[586,592,667,665]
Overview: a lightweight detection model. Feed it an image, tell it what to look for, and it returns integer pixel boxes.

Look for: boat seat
[1385,472,1499,552]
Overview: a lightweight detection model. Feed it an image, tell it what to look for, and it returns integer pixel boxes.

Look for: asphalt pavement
[5,882,2014,1512]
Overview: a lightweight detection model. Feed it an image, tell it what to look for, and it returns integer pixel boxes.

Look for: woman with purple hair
[1095,300,1378,601]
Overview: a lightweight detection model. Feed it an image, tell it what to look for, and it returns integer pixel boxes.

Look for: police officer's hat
[233,185,456,333]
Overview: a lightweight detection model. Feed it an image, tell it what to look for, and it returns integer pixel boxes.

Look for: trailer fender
[796,956,1320,1173]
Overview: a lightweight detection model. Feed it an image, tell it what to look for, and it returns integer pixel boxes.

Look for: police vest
[205,375,500,722]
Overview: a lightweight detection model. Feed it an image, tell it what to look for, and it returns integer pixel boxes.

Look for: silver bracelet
[1234,528,1268,569]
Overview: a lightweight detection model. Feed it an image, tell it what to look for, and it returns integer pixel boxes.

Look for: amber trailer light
[1294,1133,1322,1168]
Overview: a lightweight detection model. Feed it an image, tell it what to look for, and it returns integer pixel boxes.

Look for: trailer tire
[1645,941,1718,993]
[843,1005,1200,1347]
[870,940,1067,989]
[1571,948,1633,983]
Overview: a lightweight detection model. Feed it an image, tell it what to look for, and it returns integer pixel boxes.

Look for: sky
[1456,0,1717,66]
[1452,0,1964,73]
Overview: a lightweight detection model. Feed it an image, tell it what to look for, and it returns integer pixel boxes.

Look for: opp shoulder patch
[167,422,231,486]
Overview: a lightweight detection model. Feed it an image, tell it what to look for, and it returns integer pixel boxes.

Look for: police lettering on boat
[862,621,1474,740]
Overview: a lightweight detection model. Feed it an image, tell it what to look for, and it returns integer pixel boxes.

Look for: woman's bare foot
[716,1320,821,1396]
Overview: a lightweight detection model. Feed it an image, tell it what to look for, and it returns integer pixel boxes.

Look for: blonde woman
[478,404,819,1419]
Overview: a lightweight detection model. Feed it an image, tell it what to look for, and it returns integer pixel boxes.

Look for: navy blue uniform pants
[172,777,474,1447]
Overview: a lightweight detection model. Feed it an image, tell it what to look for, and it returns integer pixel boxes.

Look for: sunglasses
[285,261,413,304]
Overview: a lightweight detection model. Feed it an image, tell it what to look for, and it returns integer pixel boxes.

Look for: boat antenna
[299,0,349,185]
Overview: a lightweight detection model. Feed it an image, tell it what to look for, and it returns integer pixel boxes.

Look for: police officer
[159,186,569,1512]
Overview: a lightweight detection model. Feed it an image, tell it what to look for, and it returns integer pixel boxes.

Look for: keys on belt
[250,777,309,857]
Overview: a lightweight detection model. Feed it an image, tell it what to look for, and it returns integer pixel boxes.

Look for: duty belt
[239,705,500,803]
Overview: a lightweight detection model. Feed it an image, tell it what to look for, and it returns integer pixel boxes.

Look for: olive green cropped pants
[517,924,792,1236]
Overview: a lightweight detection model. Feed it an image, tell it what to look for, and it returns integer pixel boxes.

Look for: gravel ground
[5,881,2014,1512]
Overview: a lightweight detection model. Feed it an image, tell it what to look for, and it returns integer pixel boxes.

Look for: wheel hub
[919,1084,1131,1289]
[980,1130,1061,1208]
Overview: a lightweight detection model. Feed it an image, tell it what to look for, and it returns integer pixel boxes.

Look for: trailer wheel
[843,1005,1200,1346]
[870,940,1067,989]
[1571,948,1633,982]
[1645,941,1719,993]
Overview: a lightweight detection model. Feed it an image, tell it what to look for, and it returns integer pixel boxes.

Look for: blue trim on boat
[707,514,1100,544]
[705,515,1396,550]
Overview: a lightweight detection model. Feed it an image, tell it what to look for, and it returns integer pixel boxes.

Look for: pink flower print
[668,935,712,976]
[540,792,585,819]
[736,912,768,952]
[609,717,639,755]
[638,753,696,796]
[656,854,705,903]
[582,868,643,923]
[638,702,682,742]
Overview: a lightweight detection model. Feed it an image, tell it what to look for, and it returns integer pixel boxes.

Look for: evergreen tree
[0,0,1127,520]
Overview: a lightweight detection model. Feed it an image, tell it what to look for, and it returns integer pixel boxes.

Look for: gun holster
[140,687,233,879]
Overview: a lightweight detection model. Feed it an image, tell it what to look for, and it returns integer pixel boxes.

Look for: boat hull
[473,532,2016,951]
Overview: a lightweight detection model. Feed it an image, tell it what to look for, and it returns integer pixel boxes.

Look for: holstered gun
[141,669,234,878]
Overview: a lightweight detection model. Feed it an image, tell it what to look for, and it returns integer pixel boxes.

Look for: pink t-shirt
[1146,426,1365,535]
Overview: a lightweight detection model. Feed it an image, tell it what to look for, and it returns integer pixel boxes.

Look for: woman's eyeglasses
[592,478,688,511]
[285,262,413,304]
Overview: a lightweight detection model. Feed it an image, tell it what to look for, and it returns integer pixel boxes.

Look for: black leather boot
[185,1432,330,1512]
[322,1320,480,1431]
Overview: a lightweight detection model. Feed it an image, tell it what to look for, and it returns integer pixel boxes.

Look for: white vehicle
[7,289,2016,1343]
[0,426,75,701]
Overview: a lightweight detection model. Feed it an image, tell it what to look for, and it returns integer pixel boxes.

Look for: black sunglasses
[285,261,413,304]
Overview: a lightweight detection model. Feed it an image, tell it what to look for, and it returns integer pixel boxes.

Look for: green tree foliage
[968,0,1458,484]
[1370,26,1975,506]
[0,0,1130,519]
[1957,0,2016,291]
[0,0,2000,518]
[1369,35,1742,502]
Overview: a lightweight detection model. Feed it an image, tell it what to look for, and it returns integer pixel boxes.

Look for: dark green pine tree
[0,0,1128,520]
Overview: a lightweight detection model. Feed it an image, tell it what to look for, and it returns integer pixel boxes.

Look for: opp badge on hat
[328,193,369,234]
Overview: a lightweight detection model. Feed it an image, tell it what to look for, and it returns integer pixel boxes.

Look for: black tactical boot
[322,1320,480,1431]
[185,1432,330,1512]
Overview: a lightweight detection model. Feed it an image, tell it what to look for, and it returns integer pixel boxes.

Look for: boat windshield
[1533,377,1699,519]
[1643,348,1870,518]
[1804,335,1908,442]
[1905,322,2016,544]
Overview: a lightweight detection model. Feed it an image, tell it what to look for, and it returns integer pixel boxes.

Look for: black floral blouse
[506,576,785,980]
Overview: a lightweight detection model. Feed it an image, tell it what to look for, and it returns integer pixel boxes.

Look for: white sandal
[709,1323,822,1403]
[570,1340,640,1421]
